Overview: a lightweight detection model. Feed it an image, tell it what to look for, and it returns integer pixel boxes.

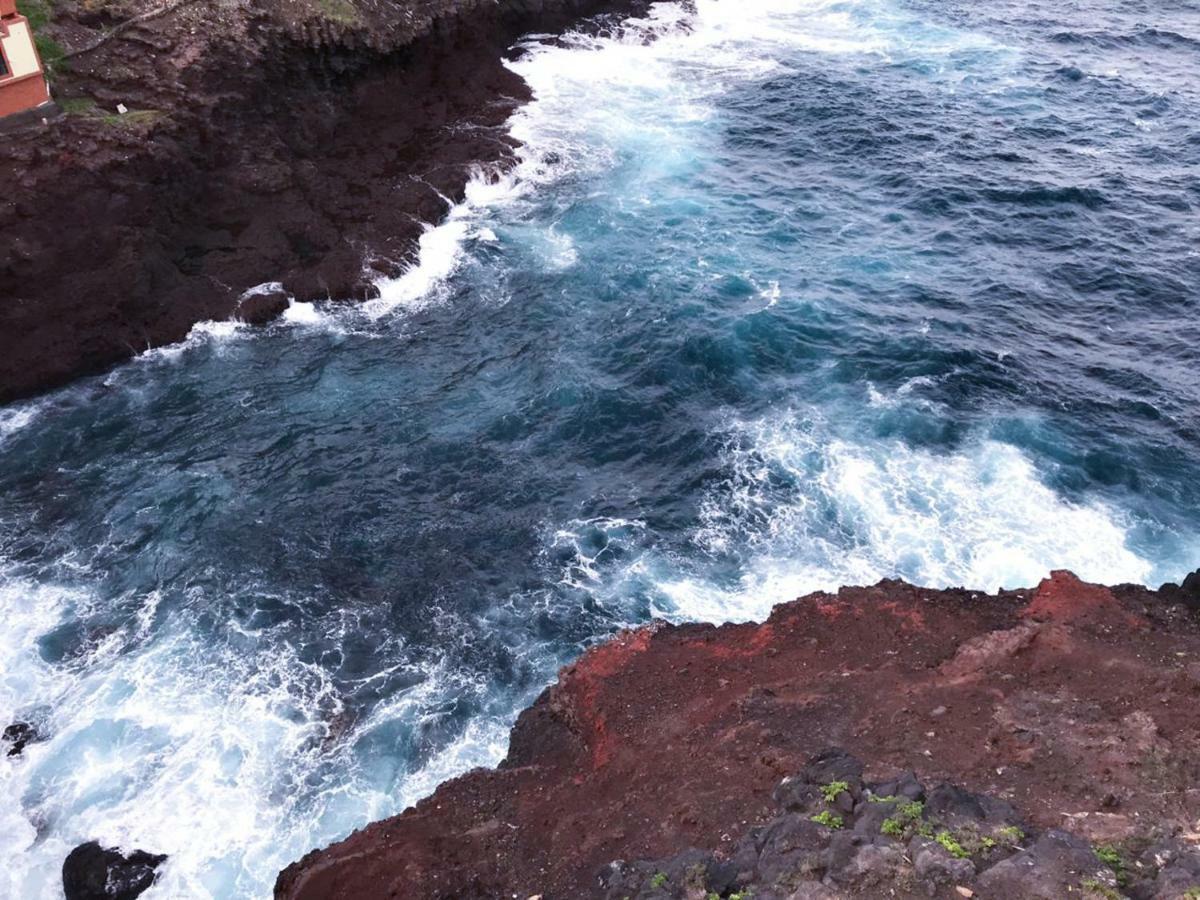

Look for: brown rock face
[274,572,1200,899]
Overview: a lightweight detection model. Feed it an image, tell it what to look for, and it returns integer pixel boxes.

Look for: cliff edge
[0,0,640,402]
[276,570,1200,899]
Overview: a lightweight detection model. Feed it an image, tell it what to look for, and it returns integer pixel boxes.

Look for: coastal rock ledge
[275,570,1200,899]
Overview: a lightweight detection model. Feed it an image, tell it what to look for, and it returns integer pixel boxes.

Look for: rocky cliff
[275,570,1200,900]
[0,0,641,402]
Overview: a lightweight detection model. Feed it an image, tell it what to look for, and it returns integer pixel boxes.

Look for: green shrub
[935,830,970,859]
[820,781,850,803]
[881,817,905,837]
[810,810,844,830]
[1094,845,1124,872]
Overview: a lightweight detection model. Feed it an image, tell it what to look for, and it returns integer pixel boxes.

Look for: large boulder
[236,286,290,326]
[62,842,167,900]
[975,830,1115,899]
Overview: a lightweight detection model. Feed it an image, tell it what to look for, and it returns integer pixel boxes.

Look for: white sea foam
[0,566,485,899]
[127,318,249,371]
[0,404,42,445]
[656,412,1155,624]
[0,3,1043,898]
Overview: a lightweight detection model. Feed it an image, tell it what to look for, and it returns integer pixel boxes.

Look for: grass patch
[61,97,163,129]
[649,872,668,890]
[59,96,97,115]
[18,0,68,74]
[99,108,162,128]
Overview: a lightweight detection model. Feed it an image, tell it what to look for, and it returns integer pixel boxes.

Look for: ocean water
[3,0,1199,895]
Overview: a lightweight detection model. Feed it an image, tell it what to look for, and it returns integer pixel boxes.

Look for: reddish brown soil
[275,570,1200,899]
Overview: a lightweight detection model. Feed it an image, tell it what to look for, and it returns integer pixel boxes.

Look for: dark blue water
[2,0,1198,894]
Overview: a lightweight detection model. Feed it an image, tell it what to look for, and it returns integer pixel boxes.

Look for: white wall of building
[2,21,41,79]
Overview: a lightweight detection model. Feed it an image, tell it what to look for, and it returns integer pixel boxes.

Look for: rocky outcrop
[61,842,166,900]
[0,0,644,402]
[275,570,1200,899]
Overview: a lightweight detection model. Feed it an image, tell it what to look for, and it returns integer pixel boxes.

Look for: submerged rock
[62,842,167,900]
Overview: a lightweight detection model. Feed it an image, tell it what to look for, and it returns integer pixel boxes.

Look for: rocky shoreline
[275,570,1200,900]
[0,0,644,403]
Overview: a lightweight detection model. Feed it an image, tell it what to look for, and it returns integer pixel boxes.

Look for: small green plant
[980,836,997,850]
[1080,877,1121,900]
[996,825,1025,845]
[935,830,970,859]
[868,793,897,803]
[728,892,752,900]
[649,872,668,889]
[1094,845,1123,870]
[1180,888,1200,900]
[879,799,925,839]
[811,810,844,830]
[896,800,924,820]
[821,780,850,803]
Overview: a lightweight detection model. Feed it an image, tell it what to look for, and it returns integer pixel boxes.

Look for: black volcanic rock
[62,842,167,900]
[0,0,648,403]
[237,288,291,326]
[2,721,39,757]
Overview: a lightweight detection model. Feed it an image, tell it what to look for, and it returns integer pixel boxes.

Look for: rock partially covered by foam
[236,286,291,326]
[2,721,39,757]
[62,842,167,900]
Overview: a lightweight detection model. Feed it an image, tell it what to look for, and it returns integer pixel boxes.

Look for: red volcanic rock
[1020,569,1146,629]
[276,573,1200,900]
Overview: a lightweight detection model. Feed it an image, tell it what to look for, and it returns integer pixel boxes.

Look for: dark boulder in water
[2,721,39,757]
[62,842,167,900]
[236,288,291,326]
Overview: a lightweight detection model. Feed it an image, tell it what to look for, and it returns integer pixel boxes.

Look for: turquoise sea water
[2,0,1198,895]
